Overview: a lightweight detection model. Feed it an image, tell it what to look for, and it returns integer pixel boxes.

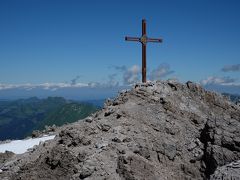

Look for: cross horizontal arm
[147,38,163,43]
[125,36,141,42]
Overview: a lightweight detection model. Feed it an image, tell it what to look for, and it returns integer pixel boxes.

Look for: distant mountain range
[0,83,238,101]
[0,85,125,100]
[0,97,99,140]
[222,93,240,104]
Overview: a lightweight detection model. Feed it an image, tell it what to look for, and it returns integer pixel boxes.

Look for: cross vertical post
[125,19,163,83]
[142,19,147,83]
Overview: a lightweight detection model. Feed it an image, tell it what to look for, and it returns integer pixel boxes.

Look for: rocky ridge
[0,80,240,180]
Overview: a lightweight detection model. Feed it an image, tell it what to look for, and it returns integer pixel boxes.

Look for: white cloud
[200,76,240,86]
[123,65,141,85]
[107,74,119,87]
[113,64,174,84]
[0,64,174,91]
[149,64,174,81]
[222,64,240,72]
[113,65,141,85]
[200,76,240,94]
[0,82,88,91]
[70,75,82,85]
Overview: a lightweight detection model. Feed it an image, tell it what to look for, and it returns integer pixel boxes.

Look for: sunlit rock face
[1,80,240,180]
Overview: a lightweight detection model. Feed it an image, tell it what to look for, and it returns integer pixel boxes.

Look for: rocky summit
[0,81,240,180]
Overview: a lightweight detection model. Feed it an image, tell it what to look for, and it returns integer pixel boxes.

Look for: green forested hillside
[37,102,98,128]
[0,97,99,140]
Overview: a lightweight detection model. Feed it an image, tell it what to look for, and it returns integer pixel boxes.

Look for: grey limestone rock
[1,81,240,180]
[210,160,240,180]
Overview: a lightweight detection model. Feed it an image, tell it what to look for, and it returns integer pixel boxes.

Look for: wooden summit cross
[125,19,163,83]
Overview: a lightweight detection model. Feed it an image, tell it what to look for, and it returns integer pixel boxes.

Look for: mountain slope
[37,102,98,128]
[0,97,98,140]
[0,81,240,180]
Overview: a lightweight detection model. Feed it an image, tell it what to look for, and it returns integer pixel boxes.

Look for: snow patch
[0,135,55,154]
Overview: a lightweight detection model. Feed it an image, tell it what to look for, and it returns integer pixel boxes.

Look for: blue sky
[0,0,240,96]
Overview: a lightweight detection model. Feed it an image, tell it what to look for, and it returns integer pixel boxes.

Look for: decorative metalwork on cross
[125,19,163,83]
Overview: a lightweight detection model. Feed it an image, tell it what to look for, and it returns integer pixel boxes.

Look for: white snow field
[0,135,55,154]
